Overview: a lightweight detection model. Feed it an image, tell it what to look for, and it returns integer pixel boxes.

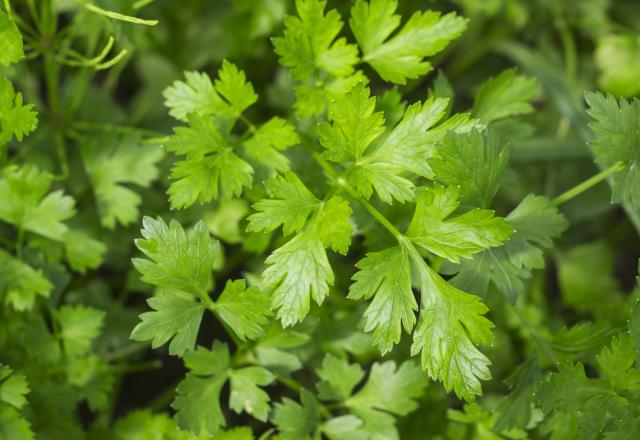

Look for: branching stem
[552,162,624,206]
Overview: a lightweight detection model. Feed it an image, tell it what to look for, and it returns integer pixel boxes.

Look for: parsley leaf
[0,12,23,66]
[0,365,29,409]
[133,217,220,297]
[314,196,353,254]
[0,248,52,311]
[348,246,417,354]
[0,165,75,241]
[273,0,358,81]
[596,34,640,98]
[131,218,220,354]
[213,279,271,342]
[164,61,256,122]
[345,360,427,434]
[410,263,494,401]
[316,355,364,402]
[320,83,456,203]
[247,172,319,236]
[166,114,254,208]
[406,185,513,263]
[57,305,105,358]
[228,366,275,421]
[262,232,334,327]
[597,333,640,390]
[350,0,467,84]
[472,69,538,123]
[0,77,37,145]
[447,194,568,302]
[130,290,205,357]
[174,343,274,435]
[241,117,299,173]
[585,92,640,211]
[63,230,106,274]
[214,60,258,115]
[537,362,628,439]
[273,389,320,440]
[82,133,162,228]
[429,129,509,208]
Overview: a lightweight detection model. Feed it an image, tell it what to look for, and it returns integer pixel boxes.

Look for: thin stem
[306,148,405,241]
[71,121,167,138]
[113,359,161,373]
[52,133,68,180]
[3,0,11,18]
[104,342,149,361]
[557,20,577,84]
[552,162,624,206]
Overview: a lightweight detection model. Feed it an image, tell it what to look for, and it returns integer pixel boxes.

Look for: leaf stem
[552,162,624,206]
[306,148,405,242]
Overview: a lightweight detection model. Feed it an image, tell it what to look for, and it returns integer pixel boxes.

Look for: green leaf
[346,360,427,416]
[537,362,628,439]
[130,290,205,357]
[63,230,106,274]
[314,196,353,254]
[0,77,37,145]
[58,305,105,358]
[596,34,640,98]
[321,415,368,440]
[0,12,23,66]
[318,82,385,163]
[174,372,227,436]
[263,232,334,326]
[430,129,509,208]
[472,69,538,122]
[0,248,52,311]
[113,409,196,440]
[0,165,75,241]
[273,389,320,440]
[406,186,513,263]
[410,263,493,401]
[247,172,319,235]
[448,194,567,302]
[81,132,163,228]
[273,0,358,81]
[294,71,368,118]
[319,83,455,203]
[133,217,221,297]
[173,343,230,435]
[183,342,230,375]
[316,354,364,401]
[0,406,34,440]
[242,117,299,172]
[213,279,271,341]
[163,71,228,122]
[348,246,417,354]
[493,357,543,432]
[350,0,466,84]
[597,333,640,391]
[0,365,29,409]
[228,366,275,421]
[166,115,253,208]
[214,60,258,115]
[585,92,640,211]
[217,428,255,440]
[65,355,114,412]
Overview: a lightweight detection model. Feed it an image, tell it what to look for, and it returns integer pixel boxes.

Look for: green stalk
[552,162,624,206]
